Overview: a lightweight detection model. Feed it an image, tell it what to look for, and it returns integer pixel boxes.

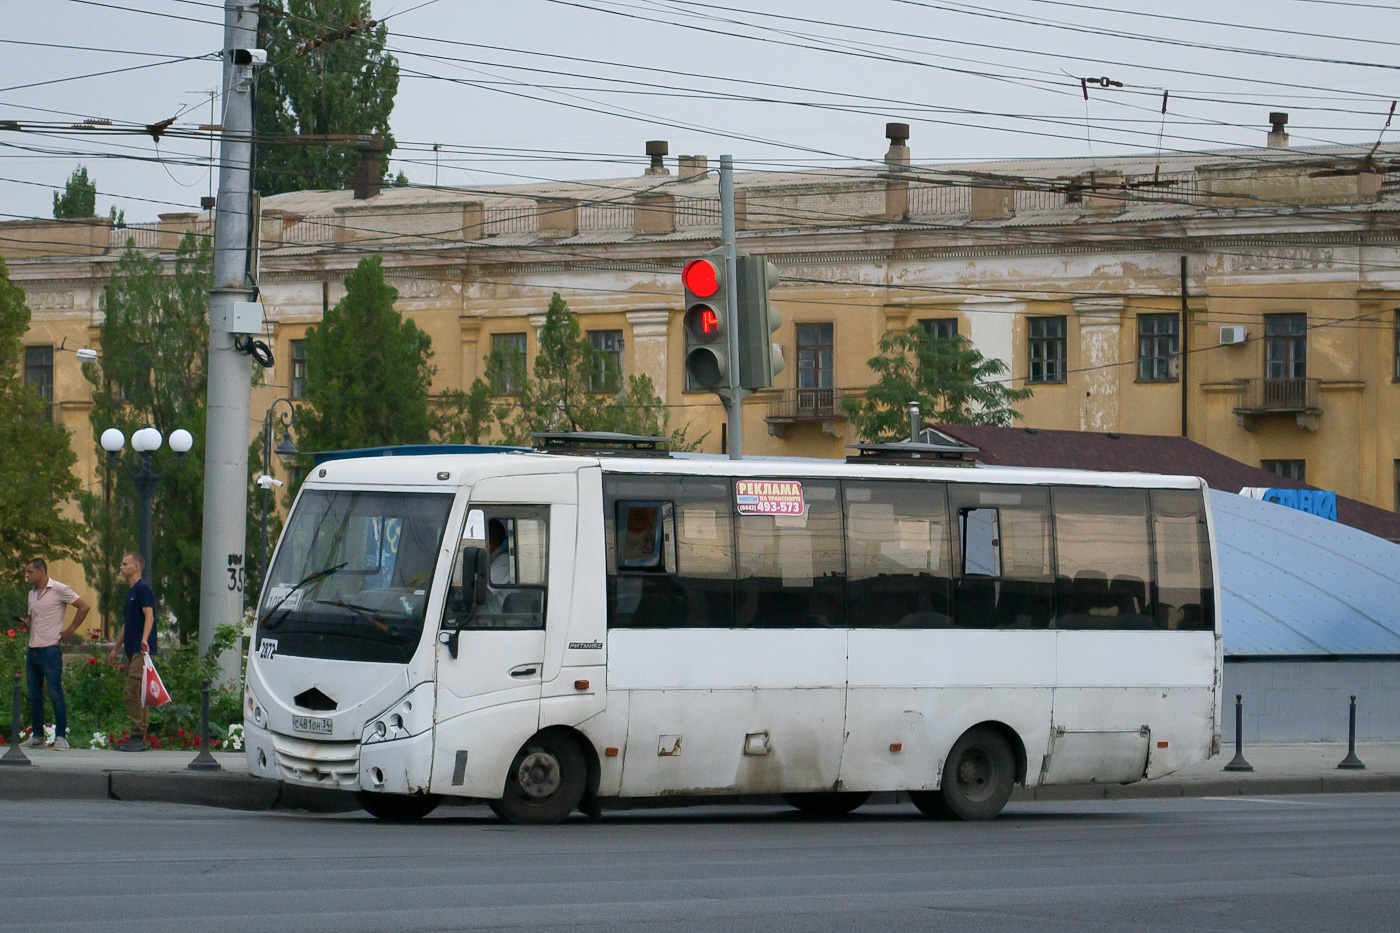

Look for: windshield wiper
[258,562,348,631]
[312,596,394,634]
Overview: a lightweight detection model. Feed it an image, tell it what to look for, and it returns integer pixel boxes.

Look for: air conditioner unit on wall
[1219,325,1248,346]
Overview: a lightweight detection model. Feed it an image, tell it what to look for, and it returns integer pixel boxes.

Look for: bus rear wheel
[782,792,871,817]
[357,791,441,821]
[911,726,1015,821]
[490,732,586,825]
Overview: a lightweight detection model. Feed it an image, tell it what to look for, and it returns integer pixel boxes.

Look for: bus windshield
[256,489,454,663]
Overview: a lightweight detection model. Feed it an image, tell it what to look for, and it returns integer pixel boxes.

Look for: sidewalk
[2,742,1397,813]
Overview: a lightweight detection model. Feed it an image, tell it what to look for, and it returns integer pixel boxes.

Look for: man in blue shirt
[107,551,157,752]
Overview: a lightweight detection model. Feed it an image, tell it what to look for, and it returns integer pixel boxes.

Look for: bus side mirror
[463,546,489,607]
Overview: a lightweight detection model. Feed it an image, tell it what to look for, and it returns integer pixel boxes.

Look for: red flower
[5,629,13,638]
[193,736,201,746]
[87,657,98,665]
[177,729,186,737]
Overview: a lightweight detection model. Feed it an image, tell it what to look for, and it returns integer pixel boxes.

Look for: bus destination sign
[735,480,806,516]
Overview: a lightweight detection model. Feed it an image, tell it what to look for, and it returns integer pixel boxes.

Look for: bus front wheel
[911,726,1015,821]
[357,791,441,821]
[490,732,586,825]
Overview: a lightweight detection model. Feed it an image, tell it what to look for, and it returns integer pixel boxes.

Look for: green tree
[438,379,495,444]
[52,166,97,218]
[0,258,86,601]
[293,256,439,466]
[491,293,701,449]
[79,236,211,642]
[841,326,1033,442]
[255,1,400,196]
[51,166,123,225]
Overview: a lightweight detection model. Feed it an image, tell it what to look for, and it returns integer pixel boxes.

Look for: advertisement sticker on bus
[735,479,806,515]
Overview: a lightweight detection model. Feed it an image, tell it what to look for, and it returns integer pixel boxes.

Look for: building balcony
[764,388,849,438]
[1233,377,1321,431]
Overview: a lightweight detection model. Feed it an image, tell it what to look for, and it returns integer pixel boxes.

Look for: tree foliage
[79,237,211,641]
[841,326,1033,442]
[52,166,123,225]
[255,1,400,196]
[0,259,86,594]
[293,256,439,465]
[52,166,97,218]
[490,293,701,449]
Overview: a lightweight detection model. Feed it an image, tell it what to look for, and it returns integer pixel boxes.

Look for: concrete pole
[198,0,258,661]
[720,155,742,460]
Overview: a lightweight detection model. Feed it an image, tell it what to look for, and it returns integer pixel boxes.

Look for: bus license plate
[292,715,332,736]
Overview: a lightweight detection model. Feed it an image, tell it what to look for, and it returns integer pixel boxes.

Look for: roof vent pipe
[1267,112,1290,148]
[645,140,670,175]
[885,122,911,170]
[908,400,921,442]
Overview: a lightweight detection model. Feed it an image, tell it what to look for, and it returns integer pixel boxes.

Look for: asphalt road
[2,795,1396,933]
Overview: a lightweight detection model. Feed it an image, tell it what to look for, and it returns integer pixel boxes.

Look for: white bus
[244,443,1221,823]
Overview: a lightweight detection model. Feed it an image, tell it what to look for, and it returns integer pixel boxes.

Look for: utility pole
[198,1,260,662]
[718,154,746,460]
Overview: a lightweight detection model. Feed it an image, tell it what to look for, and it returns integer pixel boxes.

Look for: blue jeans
[25,646,67,740]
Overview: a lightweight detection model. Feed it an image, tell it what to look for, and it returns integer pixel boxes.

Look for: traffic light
[682,247,731,390]
[736,254,784,390]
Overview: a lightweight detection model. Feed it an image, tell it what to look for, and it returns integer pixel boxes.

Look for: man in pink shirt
[19,557,90,750]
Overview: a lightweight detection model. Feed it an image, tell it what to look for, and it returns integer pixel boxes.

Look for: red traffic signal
[681,259,719,299]
[686,306,720,339]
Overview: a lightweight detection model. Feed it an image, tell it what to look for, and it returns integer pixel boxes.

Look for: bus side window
[960,508,1001,577]
[1150,489,1215,631]
[951,486,1054,629]
[455,507,549,630]
[845,480,952,628]
[1052,487,1154,630]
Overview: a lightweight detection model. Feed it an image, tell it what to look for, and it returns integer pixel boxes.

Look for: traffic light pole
[199,0,259,667]
[719,155,746,460]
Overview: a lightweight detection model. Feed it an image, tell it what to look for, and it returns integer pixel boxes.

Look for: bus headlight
[246,690,267,729]
[362,682,433,746]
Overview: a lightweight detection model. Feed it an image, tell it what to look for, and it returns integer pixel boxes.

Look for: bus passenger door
[430,492,559,798]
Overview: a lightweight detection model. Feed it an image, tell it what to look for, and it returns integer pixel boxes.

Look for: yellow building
[5,123,1399,624]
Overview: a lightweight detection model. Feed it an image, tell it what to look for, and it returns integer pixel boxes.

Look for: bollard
[1337,694,1366,770]
[186,678,222,772]
[1223,693,1253,772]
[2,671,33,767]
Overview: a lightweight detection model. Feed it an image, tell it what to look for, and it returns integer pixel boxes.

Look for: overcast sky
[2,0,1397,223]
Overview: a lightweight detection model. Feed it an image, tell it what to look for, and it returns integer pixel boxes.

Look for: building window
[289,339,306,399]
[1137,314,1179,381]
[1394,312,1399,380]
[1262,459,1306,483]
[797,323,834,413]
[588,329,624,393]
[1265,313,1307,380]
[920,318,958,341]
[1027,316,1067,384]
[489,332,527,394]
[24,346,53,421]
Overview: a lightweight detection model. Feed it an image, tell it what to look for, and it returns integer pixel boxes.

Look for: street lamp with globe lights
[258,398,298,585]
[100,425,192,584]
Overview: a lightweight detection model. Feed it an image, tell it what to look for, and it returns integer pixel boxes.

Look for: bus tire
[492,732,586,825]
[357,791,441,821]
[782,792,871,817]
[912,726,1015,821]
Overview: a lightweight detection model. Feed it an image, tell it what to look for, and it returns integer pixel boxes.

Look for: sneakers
[116,738,148,753]
[50,737,70,750]
[21,737,45,748]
